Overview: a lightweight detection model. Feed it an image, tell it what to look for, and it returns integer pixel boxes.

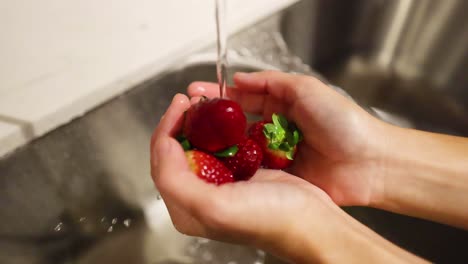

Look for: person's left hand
[150,93,342,263]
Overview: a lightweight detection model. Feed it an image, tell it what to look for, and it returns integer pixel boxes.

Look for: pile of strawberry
[178,97,302,185]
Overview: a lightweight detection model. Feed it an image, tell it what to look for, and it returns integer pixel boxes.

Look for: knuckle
[262,70,280,76]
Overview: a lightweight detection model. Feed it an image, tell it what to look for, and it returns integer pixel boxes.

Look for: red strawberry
[220,139,263,181]
[185,150,234,185]
[248,114,302,170]
[183,98,246,152]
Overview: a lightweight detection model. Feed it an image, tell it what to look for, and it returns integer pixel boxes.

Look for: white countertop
[0,0,297,157]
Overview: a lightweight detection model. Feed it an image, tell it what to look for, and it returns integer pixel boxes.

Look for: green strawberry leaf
[214,145,239,157]
[263,113,303,161]
[293,130,300,145]
[176,135,192,151]
[264,123,278,139]
[286,131,295,146]
[277,114,289,129]
[279,142,291,152]
[268,141,281,150]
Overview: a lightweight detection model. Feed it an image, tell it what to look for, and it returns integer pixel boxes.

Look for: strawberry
[183,98,246,153]
[185,150,234,185]
[219,139,263,181]
[248,114,302,170]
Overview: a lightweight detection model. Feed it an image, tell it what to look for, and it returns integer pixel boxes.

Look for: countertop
[0,0,297,157]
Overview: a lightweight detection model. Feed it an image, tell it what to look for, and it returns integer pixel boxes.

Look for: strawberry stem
[263,113,303,160]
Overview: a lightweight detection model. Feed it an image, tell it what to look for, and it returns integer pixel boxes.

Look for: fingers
[153,136,214,215]
[156,93,191,136]
[152,136,215,237]
[187,81,267,115]
[187,71,324,117]
[187,82,220,98]
[150,93,190,176]
[234,71,312,105]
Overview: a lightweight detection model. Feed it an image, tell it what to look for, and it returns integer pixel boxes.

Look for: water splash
[202,251,214,261]
[54,222,64,232]
[123,218,132,227]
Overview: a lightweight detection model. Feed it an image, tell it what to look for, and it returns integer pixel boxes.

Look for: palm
[284,95,378,206]
[190,169,330,241]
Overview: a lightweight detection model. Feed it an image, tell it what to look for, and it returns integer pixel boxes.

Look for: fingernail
[195,85,206,93]
[174,93,187,105]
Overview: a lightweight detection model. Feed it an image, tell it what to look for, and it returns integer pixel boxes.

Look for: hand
[150,93,343,262]
[188,71,386,206]
[150,85,426,264]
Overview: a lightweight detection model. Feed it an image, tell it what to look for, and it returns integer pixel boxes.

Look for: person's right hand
[188,71,387,206]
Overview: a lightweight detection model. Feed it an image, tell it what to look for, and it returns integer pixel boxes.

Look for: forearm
[373,123,468,229]
[260,199,426,263]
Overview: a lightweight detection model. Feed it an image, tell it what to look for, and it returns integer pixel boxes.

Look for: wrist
[366,122,468,229]
[366,119,403,209]
[289,198,426,264]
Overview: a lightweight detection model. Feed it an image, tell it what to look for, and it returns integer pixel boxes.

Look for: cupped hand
[150,93,340,262]
[188,71,387,206]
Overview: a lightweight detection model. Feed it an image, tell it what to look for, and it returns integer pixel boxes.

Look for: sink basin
[0,57,285,264]
[281,0,468,262]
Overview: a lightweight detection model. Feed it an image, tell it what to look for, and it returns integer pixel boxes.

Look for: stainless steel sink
[281,0,468,262]
[0,58,285,264]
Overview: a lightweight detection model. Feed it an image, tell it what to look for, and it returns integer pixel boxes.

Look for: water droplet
[54,222,64,232]
[79,217,86,222]
[100,217,107,223]
[156,194,162,200]
[187,244,198,255]
[111,218,118,225]
[202,251,213,261]
[123,219,131,227]
[107,226,113,232]
[197,238,210,244]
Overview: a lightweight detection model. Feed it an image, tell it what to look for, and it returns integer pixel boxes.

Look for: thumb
[153,136,214,208]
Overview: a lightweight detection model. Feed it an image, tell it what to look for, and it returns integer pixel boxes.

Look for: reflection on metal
[282,0,468,136]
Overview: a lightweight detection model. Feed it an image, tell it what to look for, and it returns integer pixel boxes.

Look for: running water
[215,0,228,98]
